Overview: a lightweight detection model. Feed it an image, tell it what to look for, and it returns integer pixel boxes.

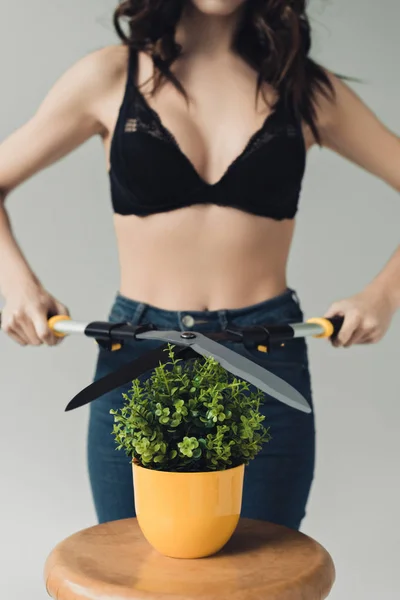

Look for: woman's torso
[98,46,315,311]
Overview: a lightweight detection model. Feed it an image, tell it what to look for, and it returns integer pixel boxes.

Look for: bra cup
[108,48,306,219]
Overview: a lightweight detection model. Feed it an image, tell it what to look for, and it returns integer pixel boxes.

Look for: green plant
[111,344,271,472]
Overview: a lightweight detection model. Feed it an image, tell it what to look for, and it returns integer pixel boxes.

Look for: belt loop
[177,311,185,332]
[291,289,300,305]
[133,302,147,325]
[218,309,228,330]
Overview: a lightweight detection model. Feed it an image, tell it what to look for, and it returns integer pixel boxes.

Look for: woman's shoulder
[49,44,131,120]
[75,44,130,86]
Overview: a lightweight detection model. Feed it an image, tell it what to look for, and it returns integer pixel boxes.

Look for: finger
[349,317,382,346]
[2,309,44,345]
[357,334,374,345]
[323,303,345,320]
[5,328,28,346]
[54,302,70,317]
[333,313,361,347]
[7,318,32,345]
[1,318,29,345]
[18,317,43,346]
[358,331,381,345]
[343,327,365,348]
[347,321,382,346]
[32,313,58,346]
[1,311,42,345]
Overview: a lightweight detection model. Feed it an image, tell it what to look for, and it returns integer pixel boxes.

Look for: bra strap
[126,45,138,89]
[119,45,141,118]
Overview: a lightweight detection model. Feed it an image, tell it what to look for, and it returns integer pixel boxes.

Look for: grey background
[0,1,399,598]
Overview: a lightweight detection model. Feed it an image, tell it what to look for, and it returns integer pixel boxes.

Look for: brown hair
[113,0,335,144]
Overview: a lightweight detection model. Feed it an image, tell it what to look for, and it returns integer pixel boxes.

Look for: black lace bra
[109,47,306,220]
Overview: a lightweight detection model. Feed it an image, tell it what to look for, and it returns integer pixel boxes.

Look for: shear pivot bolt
[181,332,196,339]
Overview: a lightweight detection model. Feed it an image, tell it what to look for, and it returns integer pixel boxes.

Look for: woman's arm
[314,73,400,347]
[0,45,124,346]
[0,46,120,196]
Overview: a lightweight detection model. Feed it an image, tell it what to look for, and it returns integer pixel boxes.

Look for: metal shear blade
[136,330,312,414]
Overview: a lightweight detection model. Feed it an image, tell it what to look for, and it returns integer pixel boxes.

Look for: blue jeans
[87,288,315,530]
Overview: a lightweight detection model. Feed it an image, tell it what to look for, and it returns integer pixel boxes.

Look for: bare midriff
[115,203,295,311]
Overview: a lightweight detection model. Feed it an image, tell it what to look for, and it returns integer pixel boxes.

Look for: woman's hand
[324,286,396,348]
[1,280,69,347]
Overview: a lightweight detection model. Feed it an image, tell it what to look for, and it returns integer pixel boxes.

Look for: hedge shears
[28,313,344,414]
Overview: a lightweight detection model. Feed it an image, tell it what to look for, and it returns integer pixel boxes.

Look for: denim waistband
[111,288,302,332]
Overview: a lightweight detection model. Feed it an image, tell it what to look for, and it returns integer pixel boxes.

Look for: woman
[0,0,399,529]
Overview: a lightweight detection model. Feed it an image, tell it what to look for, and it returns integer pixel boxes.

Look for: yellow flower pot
[132,462,245,559]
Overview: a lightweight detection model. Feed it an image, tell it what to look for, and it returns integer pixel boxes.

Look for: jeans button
[181,315,195,328]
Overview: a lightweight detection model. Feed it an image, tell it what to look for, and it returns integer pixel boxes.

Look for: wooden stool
[44,518,335,600]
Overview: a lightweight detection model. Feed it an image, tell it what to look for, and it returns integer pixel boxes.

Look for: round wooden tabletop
[44,518,335,600]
